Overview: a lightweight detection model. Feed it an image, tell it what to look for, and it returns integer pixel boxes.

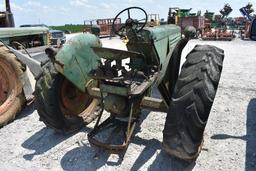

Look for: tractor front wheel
[35,62,100,133]
[162,45,224,160]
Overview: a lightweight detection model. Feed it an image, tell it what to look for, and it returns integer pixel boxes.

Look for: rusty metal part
[140,96,168,112]
[92,47,144,60]
[12,41,32,57]
[100,84,128,96]
[59,78,93,117]
[104,94,128,116]
[0,59,17,114]
[45,47,58,62]
[87,87,168,112]
[30,40,42,47]
[88,102,137,153]
[89,53,158,97]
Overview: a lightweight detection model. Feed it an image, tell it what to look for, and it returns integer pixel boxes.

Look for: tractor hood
[142,24,181,42]
[0,27,49,38]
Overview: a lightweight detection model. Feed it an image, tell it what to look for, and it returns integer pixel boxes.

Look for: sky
[0,0,256,26]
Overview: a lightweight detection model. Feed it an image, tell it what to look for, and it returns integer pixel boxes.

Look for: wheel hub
[59,79,93,116]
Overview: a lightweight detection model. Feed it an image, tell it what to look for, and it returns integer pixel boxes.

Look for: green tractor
[35,7,224,160]
[0,0,50,127]
[0,0,50,48]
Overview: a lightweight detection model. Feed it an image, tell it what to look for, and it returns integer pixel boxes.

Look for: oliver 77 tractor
[35,7,224,160]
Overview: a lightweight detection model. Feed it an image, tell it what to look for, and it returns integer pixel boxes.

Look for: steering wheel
[112,7,148,37]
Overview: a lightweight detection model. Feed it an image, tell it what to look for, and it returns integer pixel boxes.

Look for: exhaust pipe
[5,0,11,12]
[4,0,15,27]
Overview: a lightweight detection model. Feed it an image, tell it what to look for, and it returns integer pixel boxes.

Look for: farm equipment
[83,20,101,36]
[239,3,256,40]
[167,8,179,24]
[233,17,247,31]
[0,0,50,49]
[20,24,66,46]
[35,7,224,160]
[0,0,51,126]
[0,27,50,49]
[202,4,234,41]
[84,18,122,37]
[147,14,160,26]
[167,8,205,38]
[0,0,14,27]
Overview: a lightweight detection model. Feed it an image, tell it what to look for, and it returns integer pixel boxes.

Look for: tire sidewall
[0,44,25,126]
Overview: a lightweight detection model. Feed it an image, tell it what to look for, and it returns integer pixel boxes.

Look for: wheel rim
[59,78,94,117]
[0,59,17,115]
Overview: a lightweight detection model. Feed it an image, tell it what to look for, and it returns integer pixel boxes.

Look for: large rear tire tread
[34,62,100,133]
[0,43,26,127]
[163,45,224,160]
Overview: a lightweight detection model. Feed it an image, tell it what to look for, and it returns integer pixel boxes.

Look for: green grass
[50,25,84,33]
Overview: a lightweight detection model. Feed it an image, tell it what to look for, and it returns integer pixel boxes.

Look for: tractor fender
[158,38,188,106]
[5,45,39,101]
[167,38,189,95]
[53,33,102,92]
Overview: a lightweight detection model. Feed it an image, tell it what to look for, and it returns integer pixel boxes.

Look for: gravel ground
[0,36,256,171]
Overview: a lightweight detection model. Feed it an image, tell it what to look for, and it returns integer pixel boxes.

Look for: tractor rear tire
[34,62,100,133]
[162,45,224,160]
[0,43,26,127]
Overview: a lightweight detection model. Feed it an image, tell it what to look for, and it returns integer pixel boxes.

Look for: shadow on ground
[60,144,124,171]
[16,103,35,120]
[131,136,195,171]
[22,126,91,160]
[60,88,196,171]
[22,88,196,170]
[60,137,195,171]
[211,98,256,171]
[60,109,196,171]
[60,109,151,171]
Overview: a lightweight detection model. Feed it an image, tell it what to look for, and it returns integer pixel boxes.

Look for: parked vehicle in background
[0,27,50,49]
[20,24,66,45]
[48,29,66,45]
